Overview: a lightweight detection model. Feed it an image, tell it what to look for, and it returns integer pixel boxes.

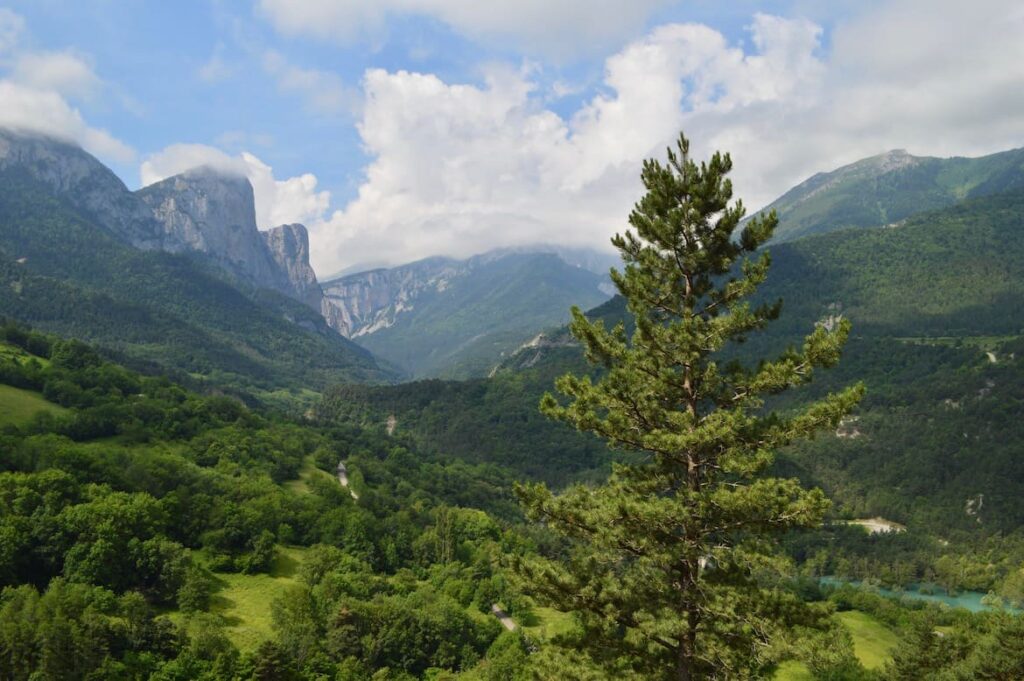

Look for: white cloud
[139,144,248,186]
[0,11,130,164]
[140,144,331,230]
[0,80,133,162]
[307,1,1024,273]
[11,50,102,100]
[263,50,359,116]
[257,0,670,57]
[306,15,828,271]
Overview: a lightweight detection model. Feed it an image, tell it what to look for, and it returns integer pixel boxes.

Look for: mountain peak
[762,145,1024,242]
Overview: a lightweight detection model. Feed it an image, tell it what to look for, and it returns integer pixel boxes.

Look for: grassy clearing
[771,609,900,679]
[835,610,899,670]
[255,387,322,413]
[521,606,578,640]
[172,546,308,651]
[774,660,814,680]
[0,384,68,426]
[284,455,336,495]
[211,546,307,650]
[0,342,50,366]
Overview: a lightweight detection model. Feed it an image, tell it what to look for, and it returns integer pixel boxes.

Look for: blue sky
[1,1,1022,273]
[6,0,827,191]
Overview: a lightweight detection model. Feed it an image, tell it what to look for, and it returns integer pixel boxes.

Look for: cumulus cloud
[263,50,359,116]
[0,10,130,163]
[257,0,671,57]
[11,50,102,100]
[140,144,331,230]
[306,14,828,271]
[305,1,1024,273]
[0,80,133,162]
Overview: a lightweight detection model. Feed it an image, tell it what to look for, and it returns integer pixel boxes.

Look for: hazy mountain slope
[324,251,611,379]
[763,146,1024,242]
[0,163,392,392]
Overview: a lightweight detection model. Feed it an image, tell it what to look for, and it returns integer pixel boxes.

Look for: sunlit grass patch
[835,610,900,670]
[0,384,68,426]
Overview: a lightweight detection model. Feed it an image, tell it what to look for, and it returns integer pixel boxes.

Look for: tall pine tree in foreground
[515,133,863,680]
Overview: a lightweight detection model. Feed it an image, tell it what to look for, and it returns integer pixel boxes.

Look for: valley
[3,126,1024,680]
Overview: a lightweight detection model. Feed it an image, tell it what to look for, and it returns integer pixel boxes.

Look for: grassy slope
[283,455,336,495]
[835,611,900,669]
[0,342,66,425]
[766,146,1024,242]
[0,384,68,425]
[774,611,900,679]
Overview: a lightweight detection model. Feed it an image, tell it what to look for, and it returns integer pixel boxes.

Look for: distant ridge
[760,146,1024,242]
[321,248,613,379]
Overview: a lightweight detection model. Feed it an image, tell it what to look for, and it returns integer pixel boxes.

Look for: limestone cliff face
[136,167,324,311]
[262,223,324,310]
[138,168,285,287]
[321,257,463,337]
[0,129,165,249]
[0,129,326,312]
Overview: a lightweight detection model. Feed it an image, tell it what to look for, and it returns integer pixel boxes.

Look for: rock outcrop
[138,167,285,286]
[0,128,327,312]
[321,257,462,337]
[262,223,323,310]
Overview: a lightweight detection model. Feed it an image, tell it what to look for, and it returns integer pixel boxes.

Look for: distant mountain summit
[762,146,1024,242]
[0,129,326,311]
[0,128,391,389]
[136,165,325,310]
[0,129,167,249]
[322,249,613,378]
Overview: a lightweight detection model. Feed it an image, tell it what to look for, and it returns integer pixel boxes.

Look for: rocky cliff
[321,251,612,378]
[262,223,323,310]
[136,167,325,308]
[321,256,463,337]
[138,168,282,283]
[0,128,327,312]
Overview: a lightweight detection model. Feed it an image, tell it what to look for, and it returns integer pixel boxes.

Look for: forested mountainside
[322,250,611,379]
[4,168,1024,678]
[330,188,1024,534]
[762,145,1024,243]
[0,130,393,394]
[0,322,534,679]
[5,321,1024,681]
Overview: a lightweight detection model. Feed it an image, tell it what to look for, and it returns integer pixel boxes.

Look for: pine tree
[514,133,863,680]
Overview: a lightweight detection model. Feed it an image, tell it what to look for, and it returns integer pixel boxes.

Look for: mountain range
[322,249,612,378]
[0,128,618,388]
[764,146,1024,242]
[330,177,1024,533]
[0,129,390,394]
